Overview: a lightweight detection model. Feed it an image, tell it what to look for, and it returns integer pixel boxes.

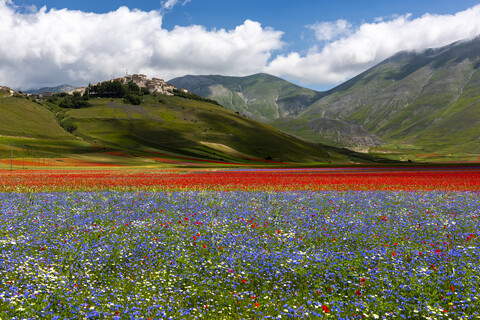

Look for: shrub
[124,94,142,105]
[59,96,91,109]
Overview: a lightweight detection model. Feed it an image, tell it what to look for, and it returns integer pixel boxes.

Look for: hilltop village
[25,74,186,99]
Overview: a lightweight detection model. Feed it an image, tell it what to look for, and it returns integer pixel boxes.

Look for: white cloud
[308,19,352,41]
[0,0,283,89]
[266,5,480,86]
[161,0,190,11]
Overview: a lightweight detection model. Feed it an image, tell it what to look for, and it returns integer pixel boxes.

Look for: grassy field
[0,90,387,168]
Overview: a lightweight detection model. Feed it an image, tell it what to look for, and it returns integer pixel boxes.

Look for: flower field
[0,167,479,319]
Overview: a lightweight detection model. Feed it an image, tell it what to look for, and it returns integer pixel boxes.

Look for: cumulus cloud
[266,5,480,86]
[308,19,352,41]
[0,0,283,89]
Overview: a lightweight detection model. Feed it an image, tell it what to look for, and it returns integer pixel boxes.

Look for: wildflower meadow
[0,168,479,319]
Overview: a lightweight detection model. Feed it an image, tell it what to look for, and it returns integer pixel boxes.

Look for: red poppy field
[0,166,479,192]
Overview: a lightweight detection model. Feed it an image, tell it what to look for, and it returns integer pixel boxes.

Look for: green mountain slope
[300,36,480,157]
[169,73,323,122]
[0,88,382,166]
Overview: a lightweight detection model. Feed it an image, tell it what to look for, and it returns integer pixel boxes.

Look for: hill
[169,73,323,122]
[0,87,382,167]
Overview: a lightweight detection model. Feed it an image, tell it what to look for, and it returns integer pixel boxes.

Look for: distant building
[68,87,87,96]
[0,86,15,95]
[27,93,41,99]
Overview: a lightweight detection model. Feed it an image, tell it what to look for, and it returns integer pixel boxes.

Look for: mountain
[299,35,480,158]
[169,36,480,161]
[25,84,76,94]
[169,73,323,122]
[0,86,384,166]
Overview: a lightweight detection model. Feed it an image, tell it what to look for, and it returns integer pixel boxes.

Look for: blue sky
[2,0,480,89]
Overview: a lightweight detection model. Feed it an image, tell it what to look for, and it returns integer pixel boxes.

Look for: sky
[2,0,480,90]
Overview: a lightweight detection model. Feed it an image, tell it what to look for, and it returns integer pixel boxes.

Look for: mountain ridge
[300,35,480,157]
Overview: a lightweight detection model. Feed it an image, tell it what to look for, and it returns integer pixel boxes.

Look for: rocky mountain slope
[300,36,480,157]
